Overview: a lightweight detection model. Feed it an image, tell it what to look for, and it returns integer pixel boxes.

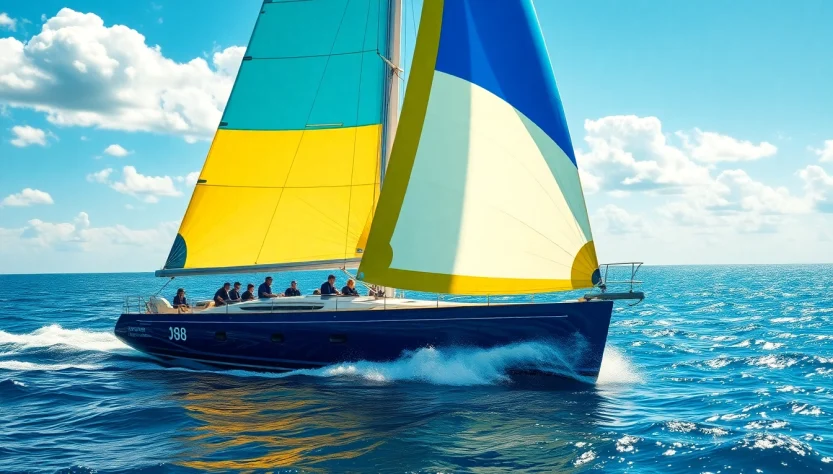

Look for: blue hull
[114,300,613,379]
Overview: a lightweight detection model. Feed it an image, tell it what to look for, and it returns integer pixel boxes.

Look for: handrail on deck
[598,262,643,292]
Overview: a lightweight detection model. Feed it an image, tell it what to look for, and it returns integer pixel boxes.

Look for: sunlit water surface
[1,265,831,473]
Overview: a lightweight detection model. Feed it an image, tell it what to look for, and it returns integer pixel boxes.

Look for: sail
[357,0,600,295]
[159,0,394,277]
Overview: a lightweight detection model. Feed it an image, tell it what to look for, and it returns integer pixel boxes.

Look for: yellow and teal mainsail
[357,0,600,295]
[159,0,396,276]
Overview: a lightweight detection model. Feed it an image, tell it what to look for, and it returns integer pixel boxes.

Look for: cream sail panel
[388,71,591,280]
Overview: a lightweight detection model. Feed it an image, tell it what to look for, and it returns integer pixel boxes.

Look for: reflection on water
[169,374,609,472]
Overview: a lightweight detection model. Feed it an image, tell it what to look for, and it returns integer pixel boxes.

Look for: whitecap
[0,324,127,353]
[573,450,596,466]
[0,360,99,372]
[615,435,640,453]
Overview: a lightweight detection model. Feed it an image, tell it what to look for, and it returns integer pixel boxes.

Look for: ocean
[1,265,831,473]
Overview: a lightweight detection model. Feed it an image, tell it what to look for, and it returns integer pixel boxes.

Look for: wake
[0,324,128,352]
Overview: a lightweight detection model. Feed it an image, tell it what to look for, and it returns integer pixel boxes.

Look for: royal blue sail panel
[434,0,577,165]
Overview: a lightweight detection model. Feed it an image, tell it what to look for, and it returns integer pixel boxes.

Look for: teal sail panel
[221,0,391,131]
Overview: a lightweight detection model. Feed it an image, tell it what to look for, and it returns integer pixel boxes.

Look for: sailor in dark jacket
[320,275,340,295]
[341,279,359,296]
[284,280,301,297]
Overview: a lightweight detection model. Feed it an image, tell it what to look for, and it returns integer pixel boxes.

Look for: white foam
[573,450,596,466]
[0,324,128,353]
[292,341,590,385]
[596,346,643,385]
[0,360,99,371]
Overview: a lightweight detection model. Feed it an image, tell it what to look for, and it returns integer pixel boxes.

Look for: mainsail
[158,0,396,277]
[357,0,600,295]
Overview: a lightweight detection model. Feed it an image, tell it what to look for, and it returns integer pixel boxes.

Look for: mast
[381,0,402,178]
[380,0,402,298]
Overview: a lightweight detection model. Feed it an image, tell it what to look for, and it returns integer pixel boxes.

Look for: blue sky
[1,0,832,273]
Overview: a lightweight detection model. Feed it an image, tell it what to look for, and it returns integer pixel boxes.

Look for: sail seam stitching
[244,48,377,60]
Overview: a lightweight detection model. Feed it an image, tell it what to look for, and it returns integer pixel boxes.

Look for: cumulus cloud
[0,8,244,141]
[594,204,646,235]
[810,140,833,163]
[87,166,196,202]
[678,128,777,164]
[577,115,712,193]
[6,211,177,253]
[86,168,113,183]
[103,144,130,157]
[797,165,833,213]
[0,13,15,32]
[175,171,200,187]
[10,125,50,147]
[109,166,181,203]
[1,188,54,207]
[578,115,833,235]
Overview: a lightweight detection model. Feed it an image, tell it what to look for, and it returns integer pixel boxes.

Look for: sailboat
[115,0,643,379]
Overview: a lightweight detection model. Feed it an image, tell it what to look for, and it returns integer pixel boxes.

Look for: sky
[0,0,832,274]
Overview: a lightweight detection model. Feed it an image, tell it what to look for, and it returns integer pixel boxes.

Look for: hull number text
[169,327,187,341]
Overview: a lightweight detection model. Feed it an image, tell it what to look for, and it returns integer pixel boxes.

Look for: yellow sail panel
[357,0,601,295]
[169,126,381,272]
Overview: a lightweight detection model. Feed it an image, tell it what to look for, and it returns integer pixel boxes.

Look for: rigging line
[154,277,175,296]
[409,0,417,40]
[342,0,375,265]
[255,0,355,264]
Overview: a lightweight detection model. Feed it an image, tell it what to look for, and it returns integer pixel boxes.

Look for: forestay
[158,0,394,277]
[358,0,600,295]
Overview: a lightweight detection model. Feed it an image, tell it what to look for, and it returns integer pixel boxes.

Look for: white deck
[145,294,483,315]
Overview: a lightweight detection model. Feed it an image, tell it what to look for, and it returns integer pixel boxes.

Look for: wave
[0,324,128,353]
[295,341,593,385]
[217,343,643,387]
[0,360,100,371]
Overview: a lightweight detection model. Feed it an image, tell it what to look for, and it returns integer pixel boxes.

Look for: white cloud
[175,171,200,187]
[0,9,244,141]
[578,115,712,193]
[810,140,833,163]
[80,135,88,141]
[656,168,816,234]
[86,168,113,183]
[103,143,129,157]
[0,212,179,273]
[797,165,833,213]
[0,188,54,207]
[594,204,646,235]
[678,128,777,163]
[0,13,16,32]
[580,115,833,237]
[10,125,49,147]
[110,165,181,203]
[715,169,810,215]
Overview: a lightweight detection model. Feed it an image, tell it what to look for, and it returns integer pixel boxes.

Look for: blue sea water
[0,265,831,473]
